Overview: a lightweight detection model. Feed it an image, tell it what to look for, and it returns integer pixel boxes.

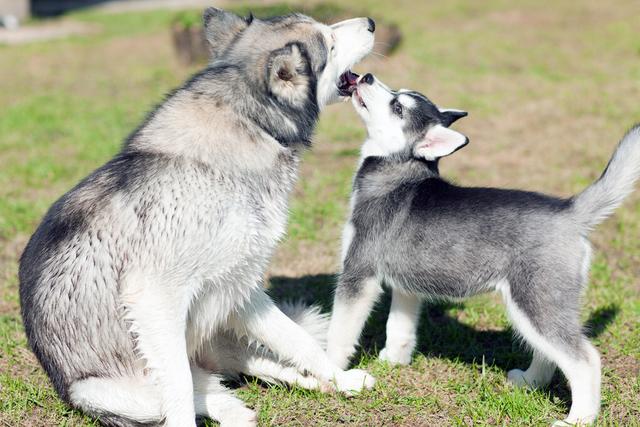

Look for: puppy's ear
[415,124,469,160]
[267,44,309,105]
[439,109,468,127]
[203,8,251,58]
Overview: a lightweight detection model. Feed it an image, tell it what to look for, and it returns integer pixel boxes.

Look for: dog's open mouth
[337,70,360,96]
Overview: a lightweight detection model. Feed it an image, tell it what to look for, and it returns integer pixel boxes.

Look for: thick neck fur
[124,63,317,173]
[354,155,440,200]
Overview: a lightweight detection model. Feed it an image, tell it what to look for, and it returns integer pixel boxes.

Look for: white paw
[294,375,322,391]
[218,406,257,427]
[334,369,376,396]
[551,421,573,427]
[378,347,412,366]
[555,413,597,426]
[507,368,530,388]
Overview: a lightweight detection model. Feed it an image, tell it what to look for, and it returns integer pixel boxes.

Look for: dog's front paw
[218,407,257,427]
[552,413,596,426]
[334,369,376,396]
[378,347,412,366]
[293,375,322,391]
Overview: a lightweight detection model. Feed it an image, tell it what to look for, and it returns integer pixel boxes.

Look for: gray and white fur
[19,8,376,427]
[326,73,640,426]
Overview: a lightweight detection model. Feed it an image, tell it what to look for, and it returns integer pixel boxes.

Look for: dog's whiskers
[370,51,388,60]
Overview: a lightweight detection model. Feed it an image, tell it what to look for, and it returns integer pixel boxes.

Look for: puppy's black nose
[361,73,374,85]
[367,17,376,33]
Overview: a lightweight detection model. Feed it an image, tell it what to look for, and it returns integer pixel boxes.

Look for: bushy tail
[278,300,330,350]
[572,124,640,230]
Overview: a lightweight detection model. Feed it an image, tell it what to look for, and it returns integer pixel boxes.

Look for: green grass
[1,0,639,426]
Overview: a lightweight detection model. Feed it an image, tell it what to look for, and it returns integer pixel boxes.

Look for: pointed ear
[415,124,469,160]
[439,108,468,127]
[203,7,250,58]
[267,44,309,104]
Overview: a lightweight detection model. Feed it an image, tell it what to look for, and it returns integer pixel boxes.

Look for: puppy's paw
[507,368,530,388]
[378,347,412,366]
[553,413,596,426]
[218,407,257,427]
[334,369,376,396]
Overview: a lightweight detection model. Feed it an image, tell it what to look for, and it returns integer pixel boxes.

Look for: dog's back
[345,158,578,297]
[19,153,150,401]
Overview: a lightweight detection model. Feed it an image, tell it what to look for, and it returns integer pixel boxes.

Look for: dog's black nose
[361,73,374,85]
[367,17,376,33]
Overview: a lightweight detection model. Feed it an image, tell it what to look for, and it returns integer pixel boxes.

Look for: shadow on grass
[268,274,619,403]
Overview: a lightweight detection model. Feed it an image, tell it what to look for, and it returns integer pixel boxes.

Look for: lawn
[1,0,639,425]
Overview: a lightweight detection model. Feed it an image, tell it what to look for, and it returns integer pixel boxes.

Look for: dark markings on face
[309,32,328,75]
[253,21,328,146]
[389,95,404,118]
[397,91,443,141]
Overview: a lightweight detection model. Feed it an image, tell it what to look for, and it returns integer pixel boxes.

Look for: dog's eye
[392,100,403,117]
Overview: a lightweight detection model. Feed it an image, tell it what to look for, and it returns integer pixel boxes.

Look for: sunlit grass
[1,1,638,425]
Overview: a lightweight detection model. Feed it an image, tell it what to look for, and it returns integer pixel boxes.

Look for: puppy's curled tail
[572,124,640,231]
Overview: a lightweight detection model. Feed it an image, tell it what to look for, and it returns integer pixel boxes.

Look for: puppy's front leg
[235,289,375,395]
[379,289,422,365]
[326,276,383,369]
[123,278,196,427]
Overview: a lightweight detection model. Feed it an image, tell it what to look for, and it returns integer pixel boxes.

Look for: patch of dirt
[269,240,339,278]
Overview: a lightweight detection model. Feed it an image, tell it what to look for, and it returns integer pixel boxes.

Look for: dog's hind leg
[326,276,383,369]
[500,279,601,425]
[192,366,257,427]
[70,369,258,427]
[69,375,162,426]
[379,289,422,366]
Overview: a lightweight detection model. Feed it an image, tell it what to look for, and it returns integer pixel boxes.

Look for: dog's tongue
[338,70,360,96]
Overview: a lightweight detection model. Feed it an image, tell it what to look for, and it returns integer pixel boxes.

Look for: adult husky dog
[19,8,375,427]
[326,74,640,426]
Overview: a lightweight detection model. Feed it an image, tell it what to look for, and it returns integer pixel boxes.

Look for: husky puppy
[326,73,640,426]
[19,8,376,427]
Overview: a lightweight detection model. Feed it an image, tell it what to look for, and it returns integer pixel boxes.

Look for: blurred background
[1,1,639,425]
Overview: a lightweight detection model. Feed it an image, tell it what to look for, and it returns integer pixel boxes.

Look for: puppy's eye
[392,100,403,117]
